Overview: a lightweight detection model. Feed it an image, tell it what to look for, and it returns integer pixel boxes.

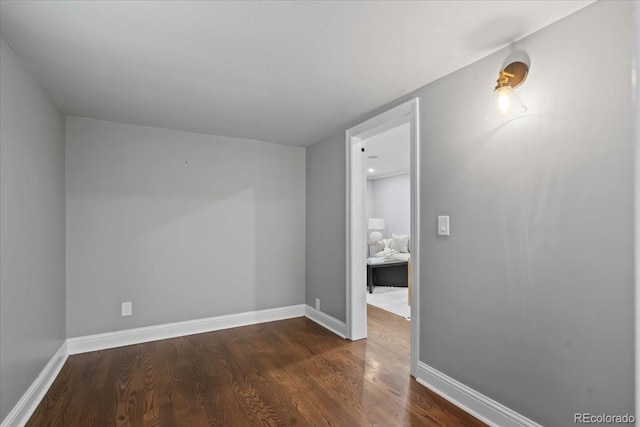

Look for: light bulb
[485,85,527,120]
[497,87,511,115]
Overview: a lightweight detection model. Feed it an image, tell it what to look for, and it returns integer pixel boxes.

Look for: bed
[367,234,411,292]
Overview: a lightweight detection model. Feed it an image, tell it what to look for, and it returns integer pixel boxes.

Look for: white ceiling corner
[0,1,594,147]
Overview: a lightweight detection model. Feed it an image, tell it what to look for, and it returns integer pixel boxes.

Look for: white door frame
[345,98,420,376]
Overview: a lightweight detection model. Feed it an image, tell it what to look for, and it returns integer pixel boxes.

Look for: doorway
[345,98,420,377]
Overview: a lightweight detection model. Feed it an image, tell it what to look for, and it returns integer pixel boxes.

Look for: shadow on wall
[66,117,305,337]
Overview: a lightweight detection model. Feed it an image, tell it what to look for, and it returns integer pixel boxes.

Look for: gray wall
[418,2,633,424]
[305,2,634,426]
[0,38,66,421]
[636,3,640,422]
[366,179,374,237]
[369,174,410,238]
[66,117,305,337]
[305,133,346,321]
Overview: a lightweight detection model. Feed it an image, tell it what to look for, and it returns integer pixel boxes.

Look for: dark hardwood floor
[26,306,485,426]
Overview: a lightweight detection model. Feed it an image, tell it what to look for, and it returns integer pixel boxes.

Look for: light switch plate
[438,216,450,236]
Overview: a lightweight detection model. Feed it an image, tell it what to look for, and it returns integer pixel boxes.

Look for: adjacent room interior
[365,122,412,320]
[1,1,638,426]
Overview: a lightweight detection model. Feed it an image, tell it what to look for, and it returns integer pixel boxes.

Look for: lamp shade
[368,218,385,230]
[485,85,527,120]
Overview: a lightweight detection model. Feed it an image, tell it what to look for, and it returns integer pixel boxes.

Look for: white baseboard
[304,305,347,338]
[415,362,543,427]
[67,304,306,355]
[1,341,68,427]
[3,304,308,426]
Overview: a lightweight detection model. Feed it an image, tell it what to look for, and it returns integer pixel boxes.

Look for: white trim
[67,304,305,354]
[304,305,347,338]
[415,362,543,427]
[408,99,420,378]
[367,169,410,181]
[345,136,368,340]
[345,98,420,376]
[2,305,306,426]
[1,341,68,427]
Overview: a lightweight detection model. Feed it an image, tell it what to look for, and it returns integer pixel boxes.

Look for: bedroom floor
[367,285,411,319]
[26,306,485,426]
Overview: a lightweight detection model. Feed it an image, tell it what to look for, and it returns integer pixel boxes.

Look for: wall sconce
[485,61,529,120]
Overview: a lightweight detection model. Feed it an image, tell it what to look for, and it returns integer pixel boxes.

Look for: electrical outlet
[121,301,132,316]
[315,298,320,310]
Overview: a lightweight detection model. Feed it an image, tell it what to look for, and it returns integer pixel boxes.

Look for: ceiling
[0,1,593,147]
[365,123,409,180]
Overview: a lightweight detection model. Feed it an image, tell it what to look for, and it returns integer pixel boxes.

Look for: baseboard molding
[2,305,307,426]
[415,362,543,427]
[304,305,347,338]
[67,304,306,355]
[1,341,68,427]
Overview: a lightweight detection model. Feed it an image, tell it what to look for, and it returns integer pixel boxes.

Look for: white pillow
[372,240,385,253]
[390,233,409,253]
[382,238,392,249]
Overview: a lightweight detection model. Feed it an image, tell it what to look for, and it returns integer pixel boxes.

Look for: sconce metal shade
[485,61,529,120]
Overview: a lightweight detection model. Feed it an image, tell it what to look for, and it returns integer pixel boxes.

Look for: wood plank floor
[26,305,485,426]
